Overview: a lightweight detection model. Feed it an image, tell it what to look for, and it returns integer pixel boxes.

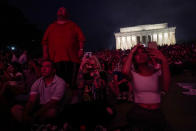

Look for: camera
[11,46,16,51]
[84,52,92,58]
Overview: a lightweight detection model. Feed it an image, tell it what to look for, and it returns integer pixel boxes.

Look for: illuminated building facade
[114,23,176,50]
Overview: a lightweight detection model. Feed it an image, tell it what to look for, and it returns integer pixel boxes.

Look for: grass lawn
[108,70,196,131]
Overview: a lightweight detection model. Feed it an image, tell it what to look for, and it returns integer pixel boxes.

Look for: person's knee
[11,104,24,122]
[45,108,57,119]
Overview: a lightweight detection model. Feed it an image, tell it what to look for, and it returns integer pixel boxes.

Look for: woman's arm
[160,58,171,92]
[128,81,133,101]
[122,45,140,78]
[122,52,133,76]
[148,48,171,92]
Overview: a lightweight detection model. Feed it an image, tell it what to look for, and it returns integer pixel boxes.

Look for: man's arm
[33,99,59,119]
[41,25,51,60]
[35,79,66,118]
[23,78,40,119]
[75,23,85,58]
[78,41,84,58]
[23,94,38,118]
[42,44,49,60]
[79,41,84,50]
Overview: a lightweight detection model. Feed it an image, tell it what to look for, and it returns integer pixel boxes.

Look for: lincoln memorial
[114,23,176,50]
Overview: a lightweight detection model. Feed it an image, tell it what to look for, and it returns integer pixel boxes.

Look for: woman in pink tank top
[122,44,171,130]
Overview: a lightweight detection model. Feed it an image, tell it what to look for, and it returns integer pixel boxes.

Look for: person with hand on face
[122,44,171,130]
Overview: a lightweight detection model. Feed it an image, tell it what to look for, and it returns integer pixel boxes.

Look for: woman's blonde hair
[79,55,102,72]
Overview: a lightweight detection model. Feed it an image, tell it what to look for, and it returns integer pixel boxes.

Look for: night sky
[6,0,196,51]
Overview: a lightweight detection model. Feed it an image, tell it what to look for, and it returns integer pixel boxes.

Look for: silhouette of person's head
[57,7,69,19]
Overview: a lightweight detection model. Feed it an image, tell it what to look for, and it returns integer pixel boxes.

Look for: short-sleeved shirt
[30,75,66,104]
[42,20,85,63]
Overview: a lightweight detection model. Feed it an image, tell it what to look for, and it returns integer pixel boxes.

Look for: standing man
[42,7,85,88]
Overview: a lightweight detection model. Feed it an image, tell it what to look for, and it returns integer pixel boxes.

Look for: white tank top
[131,70,161,104]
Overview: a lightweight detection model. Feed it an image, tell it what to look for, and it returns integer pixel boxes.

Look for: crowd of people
[0,6,196,131]
[0,42,195,130]
[94,42,196,76]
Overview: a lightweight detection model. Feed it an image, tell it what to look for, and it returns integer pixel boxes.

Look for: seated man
[11,59,66,125]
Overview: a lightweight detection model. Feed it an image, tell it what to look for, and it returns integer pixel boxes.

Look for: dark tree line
[0,2,42,57]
